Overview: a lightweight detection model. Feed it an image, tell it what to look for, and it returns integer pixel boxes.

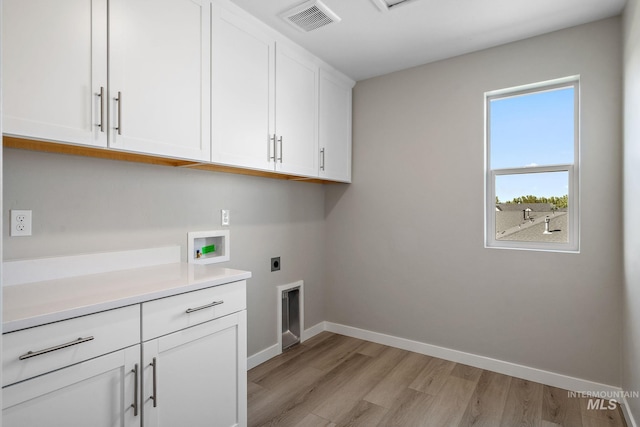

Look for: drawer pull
[18,336,95,360]
[185,300,224,314]
[150,357,158,408]
[131,364,139,416]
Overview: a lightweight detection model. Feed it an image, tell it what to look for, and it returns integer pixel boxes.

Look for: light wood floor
[248,332,627,427]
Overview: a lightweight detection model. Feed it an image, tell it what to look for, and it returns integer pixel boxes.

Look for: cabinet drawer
[2,305,140,387]
[142,280,246,341]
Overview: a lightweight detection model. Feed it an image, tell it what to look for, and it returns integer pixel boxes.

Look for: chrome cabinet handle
[96,87,105,133]
[277,136,283,163]
[269,134,276,161]
[131,364,139,416]
[185,300,224,314]
[150,357,158,408]
[115,91,122,135]
[19,336,95,360]
[320,148,325,171]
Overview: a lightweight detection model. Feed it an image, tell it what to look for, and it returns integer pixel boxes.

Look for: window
[485,77,579,252]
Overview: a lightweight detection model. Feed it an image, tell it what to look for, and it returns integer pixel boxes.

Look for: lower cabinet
[2,280,248,427]
[3,345,140,427]
[142,311,247,427]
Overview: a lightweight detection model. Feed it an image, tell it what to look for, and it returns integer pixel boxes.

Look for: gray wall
[623,0,640,421]
[3,148,327,356]
[325,18,623,386]
[2,14,628,395]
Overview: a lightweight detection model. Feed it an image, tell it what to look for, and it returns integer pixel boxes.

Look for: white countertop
[3,263,251,333]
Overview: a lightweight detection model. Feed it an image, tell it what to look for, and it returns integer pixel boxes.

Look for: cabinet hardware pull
[131,364,139,416]
[270,134,276,161]
[18,336,95,360]
[277,136,283,163]
[185,300,224,314]
[115,91,122,135]
[96,87,105,133]
[150,358,158,408]
[320,148,325,171]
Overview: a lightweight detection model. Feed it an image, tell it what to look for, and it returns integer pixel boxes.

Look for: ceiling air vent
[281,0,341,32]
[371,0,418,12]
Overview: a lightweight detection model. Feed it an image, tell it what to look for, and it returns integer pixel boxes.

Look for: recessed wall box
[188,230,230,264]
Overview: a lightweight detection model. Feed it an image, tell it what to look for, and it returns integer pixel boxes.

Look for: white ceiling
[230,0,627,81]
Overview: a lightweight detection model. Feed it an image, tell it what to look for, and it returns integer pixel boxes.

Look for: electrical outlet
[221,209,230,226]
[11,210,32,237]
[271,257,281,272]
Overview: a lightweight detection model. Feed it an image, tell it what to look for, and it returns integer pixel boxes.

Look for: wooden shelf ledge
[3,136,339,184]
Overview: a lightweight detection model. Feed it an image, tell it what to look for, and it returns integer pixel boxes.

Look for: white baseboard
[302,321,326,342]
[622,396,638,427]
[247,343,280,370]
[248,322,325,370]
[248,320,624,396]
[324,322,622,394]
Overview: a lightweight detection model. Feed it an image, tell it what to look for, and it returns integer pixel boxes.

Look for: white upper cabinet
[212,5,319,178]
[2,0,108,147]
[4,0,353,181]
[319,68,353,183]
[211,6,275,171]
[3,0,211,161]
[109,0,211,161]
[274,44,319,178]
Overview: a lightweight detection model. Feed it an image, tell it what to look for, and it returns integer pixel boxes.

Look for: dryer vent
[281,0,341,32]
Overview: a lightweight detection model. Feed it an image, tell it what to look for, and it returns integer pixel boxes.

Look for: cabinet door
[275,44,319,178]
[142,311,247,427]
[211,5,275,171]
[109,0,211,161]
[2,346,139,427]
[2,0,108,147]
[319,69,353,183]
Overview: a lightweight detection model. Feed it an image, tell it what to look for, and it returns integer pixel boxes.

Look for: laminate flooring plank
[333,400,388,427]
[248,332,336,383]
[375,388,435,427]
[356,341,387,357]
[363,351,433,409]
[294,413,337,427]
[542,385,583,426]
[409,356,457,395]
[582,414,626,427]
[256,334,360,390]
[248,333,627,427]
[249,367,326,427]
[302,331,336,347]
[256,353,375,427]
[249,381,269,401]
[451,363,484,383]
[267,333,363,375]
[312,346,407,421]
[308,334,367,372]
[579,398,626,426]
[414,374,478,427]
[458,370,512,427]
[499,378,544,427]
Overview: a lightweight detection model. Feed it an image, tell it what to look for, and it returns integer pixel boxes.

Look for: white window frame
[485,76,580,253]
